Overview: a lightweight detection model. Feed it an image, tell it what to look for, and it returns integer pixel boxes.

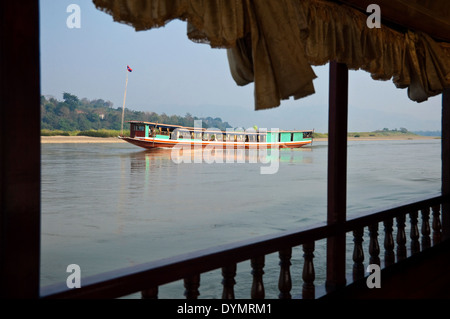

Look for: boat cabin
[129,121,313,143]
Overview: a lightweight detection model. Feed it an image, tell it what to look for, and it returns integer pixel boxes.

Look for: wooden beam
[326,61,348,291]
[0,1,41,298]
[442,89,450,240]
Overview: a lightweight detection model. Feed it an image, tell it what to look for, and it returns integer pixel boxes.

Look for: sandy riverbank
[41,136,126,144]
[41,135,439,144]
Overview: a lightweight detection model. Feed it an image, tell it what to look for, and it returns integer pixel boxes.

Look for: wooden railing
[40,194,447,299]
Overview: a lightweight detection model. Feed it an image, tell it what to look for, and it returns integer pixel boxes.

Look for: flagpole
[121,69,129,136]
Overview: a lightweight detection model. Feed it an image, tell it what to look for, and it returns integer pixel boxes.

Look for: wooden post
[432,205,442,245]
[410,211,420,254]
[442,89,450,240]
[368,223,381,266]
[326,61,348,291]
[302,242,316,299]
[221,264,237,299]
[278,248,292,299]
[396,214,407,261]
[383,218,395,267]
[421,208,431,250]
[141,286,158,299]
[184,274,200,299]
[250,256,265,299]
[0,1,41,298]
[352,228,365,281]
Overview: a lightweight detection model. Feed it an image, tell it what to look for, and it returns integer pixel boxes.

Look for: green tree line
[41,93,233,132]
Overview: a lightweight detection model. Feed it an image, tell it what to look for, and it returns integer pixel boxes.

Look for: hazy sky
[40,0,443,132]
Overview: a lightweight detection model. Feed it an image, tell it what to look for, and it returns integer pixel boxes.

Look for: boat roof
[128,121,314,133]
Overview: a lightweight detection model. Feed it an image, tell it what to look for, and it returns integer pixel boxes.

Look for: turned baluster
[383,218,395,267]
[141,286,158,299]
[432,205,442,245]
[410,211,420,254]
[396,213,407,261]
[368,223,380,266]
[184,274,200,299]
[251,255,265,299]
[278,248,292,299]
[302,242,315,299]
[421,207,431,250]
[221,264,237,299]
[352,228,365,281]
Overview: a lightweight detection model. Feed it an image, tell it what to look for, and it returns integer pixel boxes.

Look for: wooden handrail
[40,194,447,299]
[344,194,447,232]
[40,221,332,299]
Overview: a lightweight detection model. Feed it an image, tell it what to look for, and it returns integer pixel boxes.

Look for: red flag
[127,65,133,72]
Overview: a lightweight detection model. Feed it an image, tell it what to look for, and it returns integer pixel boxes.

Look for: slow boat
[120,121,314,150]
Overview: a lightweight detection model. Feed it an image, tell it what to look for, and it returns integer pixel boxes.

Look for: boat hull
[120,137,312,150]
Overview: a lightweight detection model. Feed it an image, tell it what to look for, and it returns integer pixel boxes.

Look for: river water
[40,139,441,298]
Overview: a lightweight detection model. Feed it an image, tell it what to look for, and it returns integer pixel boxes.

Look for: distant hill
[313,128,429,138]
[411,130,441,137]
[41,93,233,132]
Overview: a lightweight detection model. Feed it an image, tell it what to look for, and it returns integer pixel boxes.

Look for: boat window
[303,131,312,139]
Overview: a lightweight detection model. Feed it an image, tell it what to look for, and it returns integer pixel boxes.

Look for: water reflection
[127,147,313,172]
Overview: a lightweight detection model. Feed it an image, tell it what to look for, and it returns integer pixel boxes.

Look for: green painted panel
[267,132,279,142]
[280,132,291,142]
[145,125,149,138]
[293,132,303,141]
[156,135,170,140]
